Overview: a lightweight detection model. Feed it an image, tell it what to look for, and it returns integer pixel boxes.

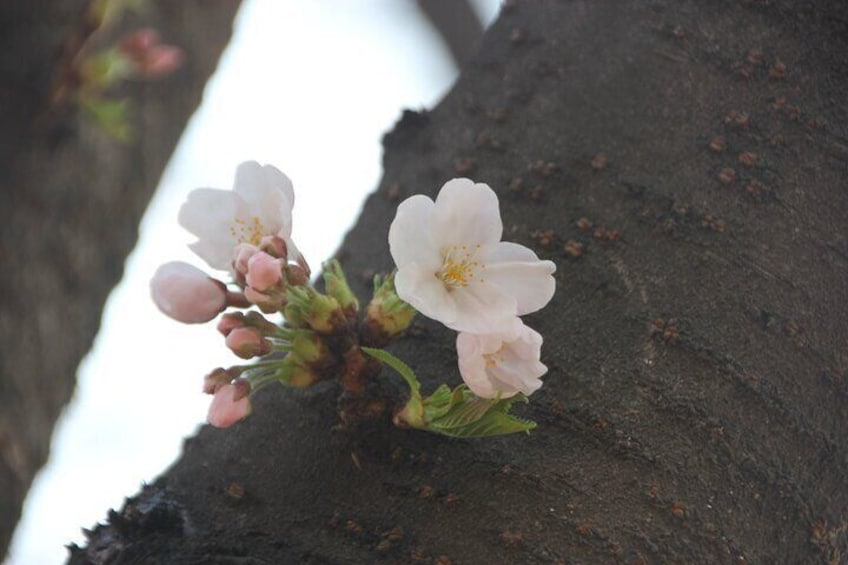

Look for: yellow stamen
[436,244,484,289]
[229,216,266,246]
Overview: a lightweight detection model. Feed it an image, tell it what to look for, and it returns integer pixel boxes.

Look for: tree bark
[71,1,848,563]
[0,0,241,556]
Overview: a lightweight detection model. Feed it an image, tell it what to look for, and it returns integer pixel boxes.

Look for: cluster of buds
[151,163,556,438]
[151,162,415,428]
[64,25,184,141]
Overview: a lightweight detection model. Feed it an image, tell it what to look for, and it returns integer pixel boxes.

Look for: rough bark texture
[71,1,848,563]
[0,0,241,556]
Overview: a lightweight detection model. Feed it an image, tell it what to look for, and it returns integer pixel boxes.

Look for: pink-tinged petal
[431,179,503,249]
[389,194,440,269]
[483,244,556,316]
[395,262,457,325]
[234,161,295,238]
[207,384,251,428]
[178,188,239,242]
[448,281,517,333]
[188,240,236,273]
[150,261,226,323]
[456,322,547,399]
[457,332,502,398]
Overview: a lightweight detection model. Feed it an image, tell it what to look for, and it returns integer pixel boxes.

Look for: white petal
[178,188,238,241]
[456,333,502,399]
[456,322,547,399]
[188,240,235,272]
[483,243,556,315]
[395,262,457,326]
[233,161,295,237]
[389,195,441,269]
[431,179,503,249]
[447,282,517,333]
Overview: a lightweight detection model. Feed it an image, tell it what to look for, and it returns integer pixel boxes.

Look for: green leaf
[427,389,537,438]
[361,346,420,395]
[421,384,454,421]
[434,410,537,438]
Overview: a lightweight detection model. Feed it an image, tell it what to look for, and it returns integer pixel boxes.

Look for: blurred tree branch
[0,0,241,556]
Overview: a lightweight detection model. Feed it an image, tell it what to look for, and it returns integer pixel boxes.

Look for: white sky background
[7,1,500,563]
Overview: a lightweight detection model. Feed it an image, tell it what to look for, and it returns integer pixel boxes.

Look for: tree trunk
[70,1,848,563]
[0,0,241,556]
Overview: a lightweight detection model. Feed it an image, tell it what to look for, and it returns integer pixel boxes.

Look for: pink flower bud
[150,261,227,323]
[118,28,184,79]
[203,367,233,394]
[217,312,246,336]
[244,286,279,313]
[225,326,270,359]
[233,243,260,277]
[259,235,288,259]
[285,264,309,287]
[207,383,251,428]
[246,252,283,292]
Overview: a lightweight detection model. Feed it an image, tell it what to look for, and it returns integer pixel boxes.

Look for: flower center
[437,244,484,289]
[230,216,266,246]
[484,349,504,369]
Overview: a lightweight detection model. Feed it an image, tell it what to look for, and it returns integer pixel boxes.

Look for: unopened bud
[285,286,346,335]
[203,367,235,394]
[233,243,260,278]
[291,331,333,367]
[150,261,227,324]
[246,251,283,291]
[217,312,246,336]
[285,264,309,287]
[322,259,359,318]
[207,382,251,428]
[259,235,288,259]
[225,327,270,359]
[361,273,417,346]
[277,354,320,388]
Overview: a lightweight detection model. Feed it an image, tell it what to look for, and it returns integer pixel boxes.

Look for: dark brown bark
[417,0,484,68]
[0,0,241,556]
[71,1,848,563]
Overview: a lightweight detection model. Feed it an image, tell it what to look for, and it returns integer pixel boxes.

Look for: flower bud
[246,251,283,291]
[217,312,246,336]
[291,331,333,367]
[207,382,251,428]
[225,326,270,359]
[118,28,184,79]
[150,261,227,323]
[285,264,309,287]
[285,286,346,335]
[277,354,320,388]
[233,243,260,277]
[203,366,241,394]
[259,235,288,259]
[244,286,282,314]
[322,259,359,318]
[361,273,417,346]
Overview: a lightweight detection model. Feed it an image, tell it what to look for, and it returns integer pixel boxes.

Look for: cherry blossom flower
[178,161,297,273]
[207,382,251,428]
[388,178,556,333]
[150,261,226,323]
[456,320,547,399]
